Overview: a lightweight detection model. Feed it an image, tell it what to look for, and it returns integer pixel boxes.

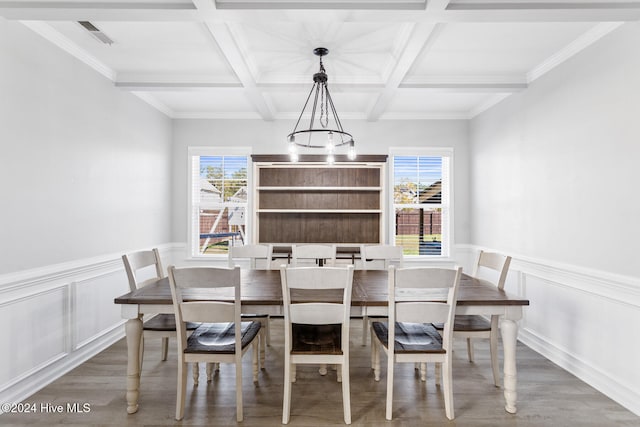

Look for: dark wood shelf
[253,161,385,244]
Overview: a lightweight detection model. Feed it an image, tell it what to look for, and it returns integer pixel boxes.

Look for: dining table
[114,268,529,415]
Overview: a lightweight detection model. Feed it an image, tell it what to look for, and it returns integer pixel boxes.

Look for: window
[390,149,452,257]
[189,148,250,257]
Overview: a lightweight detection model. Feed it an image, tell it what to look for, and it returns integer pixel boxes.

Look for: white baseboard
[519,328,640,416]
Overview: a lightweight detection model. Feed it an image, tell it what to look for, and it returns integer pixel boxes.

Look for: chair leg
[435,363,441,386]
[319,364,328,375]
[138,334,145,373]
[175,361,187,420]
[252,341,259,383]
[385,354,394,420]
[260,327,266,370]
[490,329,500,387]
[362,315,368,346]
[292,363,296,382]
[161,337,169,361]
[443,360,455,420]
[192,362,199,386]
[466,337,475,362]
[282,359,292,424]
[236,356,243,422]
[373,336,380,381]
[206,362,214,382]
[370,328,376,369]
[420,362,427,382]
[266,316,271,346]
[337,365,342,383]
[342,361,351,424]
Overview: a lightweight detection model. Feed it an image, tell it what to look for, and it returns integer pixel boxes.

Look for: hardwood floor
[2,319,639,426]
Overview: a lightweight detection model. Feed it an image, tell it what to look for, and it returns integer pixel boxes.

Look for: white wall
[171,118,471,258]
[470,22,640,415]
[0,18,173,404]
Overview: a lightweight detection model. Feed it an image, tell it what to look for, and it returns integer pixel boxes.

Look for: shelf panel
[257,209,381,213]
[258,212,380,244]
[258,186,381,191]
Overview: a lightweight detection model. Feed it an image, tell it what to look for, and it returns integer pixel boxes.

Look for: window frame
[187,146,252,259]
[388,147,454,259]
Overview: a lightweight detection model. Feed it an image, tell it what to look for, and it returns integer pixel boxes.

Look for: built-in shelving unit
[252,155,387,245]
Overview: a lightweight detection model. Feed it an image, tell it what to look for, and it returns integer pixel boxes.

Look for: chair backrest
[472,251,511,290]
[388,266,462,352]
[168,266,242,353]
[280,265,354,350]
[360,244,404,270]
[291,244,336,267]
[228,243,273,269]
[122,248,164,292]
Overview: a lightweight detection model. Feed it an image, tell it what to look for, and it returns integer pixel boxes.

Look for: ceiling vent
[78,21,114,45]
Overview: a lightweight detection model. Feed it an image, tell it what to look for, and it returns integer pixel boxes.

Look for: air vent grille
[77,21,113,45]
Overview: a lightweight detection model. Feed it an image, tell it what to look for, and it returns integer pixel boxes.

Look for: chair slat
[180,301,235,323]
[290,304,345,325]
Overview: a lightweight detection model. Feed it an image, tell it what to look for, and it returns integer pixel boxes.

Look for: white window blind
[189,151,249,257]
[391,152,451,257]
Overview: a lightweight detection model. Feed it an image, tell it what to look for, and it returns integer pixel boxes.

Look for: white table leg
[125,316,143,414]
[500,312,520,414]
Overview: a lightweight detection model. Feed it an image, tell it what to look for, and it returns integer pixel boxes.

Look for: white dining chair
[122,248,199,368]
[280,264,354,424]
[291,244,336,267]
[359,244,404,346]
[168,265,260,421]
[228,243,273,369]
[435,250,511,386]
[372,266,462,420]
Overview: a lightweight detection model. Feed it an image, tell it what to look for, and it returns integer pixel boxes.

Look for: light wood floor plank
[1,319,638,426]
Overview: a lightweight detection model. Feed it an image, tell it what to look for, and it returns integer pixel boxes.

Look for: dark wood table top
[114,269,529,307]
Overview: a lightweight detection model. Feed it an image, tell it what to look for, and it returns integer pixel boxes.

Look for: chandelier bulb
[348,140,356,160]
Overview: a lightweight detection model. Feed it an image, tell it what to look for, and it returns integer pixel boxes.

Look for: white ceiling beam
[114,79,525,93]
[366,22,445,121]
[3,1,640,22]
[213,1,428,10]
[115,72,242,91]
[400,75,527,92]
[131,91,176,117]
[20,21,116,80]
[0,1,199,21]
[202,22,275,120]
[116,81,243,91]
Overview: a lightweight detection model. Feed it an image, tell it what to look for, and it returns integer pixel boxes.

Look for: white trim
[527,22,624,83]
[19,21,116,81]
[187,147,253,259]
[0,244,174,293]
[130,92,175,118]
[387,147,454,255]
[520,328,640,417]
[469,245,640,306]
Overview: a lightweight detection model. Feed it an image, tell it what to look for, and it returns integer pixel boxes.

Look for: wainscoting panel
[74,270,129,350]
[0,286,67,388]
[457,245,640,416]
[0,245,174,409]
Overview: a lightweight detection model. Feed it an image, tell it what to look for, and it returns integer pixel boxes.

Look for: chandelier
[287,47,356,163]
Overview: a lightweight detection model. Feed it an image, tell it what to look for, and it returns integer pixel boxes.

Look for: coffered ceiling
[2,1,639,120]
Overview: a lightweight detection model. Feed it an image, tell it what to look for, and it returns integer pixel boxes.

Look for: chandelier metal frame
[287,47,355,160]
